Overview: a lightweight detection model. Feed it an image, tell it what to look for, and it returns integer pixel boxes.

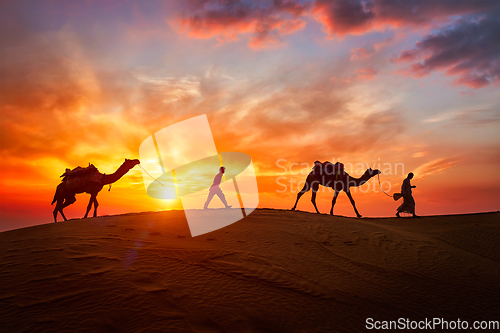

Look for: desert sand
[1,209,499,332]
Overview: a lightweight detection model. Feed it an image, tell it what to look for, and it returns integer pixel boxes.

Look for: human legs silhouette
[204,188,231,209]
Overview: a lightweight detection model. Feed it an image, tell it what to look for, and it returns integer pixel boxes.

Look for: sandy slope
[0,209,499,332]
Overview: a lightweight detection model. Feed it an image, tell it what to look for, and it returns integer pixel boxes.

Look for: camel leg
[292,175,319,210]
[311,181,320,214]
[292,191,306,211]
[58,199,68,222]
[84,194,96,219]
[93,196,99,218]
[59,207,68,222]
[330,190,339,216]
[53,201,60,222]
[53,185,67,223]
[292,174,314,211]
[54,196,73,222]
[61,196,76,209]
[59,196,76,221]
[53,198,65,222]
[346,190,362,218]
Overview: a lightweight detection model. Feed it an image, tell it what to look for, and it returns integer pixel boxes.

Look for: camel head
[123,158,140,170]
[365,168,381,178]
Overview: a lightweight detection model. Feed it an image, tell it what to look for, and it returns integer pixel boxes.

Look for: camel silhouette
[52,159,140,222]
[291,165,381,218]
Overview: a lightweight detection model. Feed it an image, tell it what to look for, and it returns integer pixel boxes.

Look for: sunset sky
[1,0,499,231]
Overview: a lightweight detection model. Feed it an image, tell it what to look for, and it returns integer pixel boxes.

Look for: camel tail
[51,184,61,205]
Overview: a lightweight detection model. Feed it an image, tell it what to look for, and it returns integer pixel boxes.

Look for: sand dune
[1,209,499,332]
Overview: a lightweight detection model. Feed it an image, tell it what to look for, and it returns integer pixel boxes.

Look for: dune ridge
[1,209,499,332]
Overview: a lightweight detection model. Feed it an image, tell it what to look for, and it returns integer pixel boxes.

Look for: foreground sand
[1,209,499,332]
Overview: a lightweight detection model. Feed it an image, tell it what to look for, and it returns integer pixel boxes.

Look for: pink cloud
[350,47,371,61]
[458,91,475,97]
[249,33,281,50]
[355,67,377,80]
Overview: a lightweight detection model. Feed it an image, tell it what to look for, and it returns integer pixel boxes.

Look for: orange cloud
[412,152,427,158]
[413,158,460,180]
[174,17,254,42]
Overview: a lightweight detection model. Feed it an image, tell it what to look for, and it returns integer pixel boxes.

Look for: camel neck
[101,163,132,185]
[350,171,374,187]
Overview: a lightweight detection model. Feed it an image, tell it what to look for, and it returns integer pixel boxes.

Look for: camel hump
[325,161,344,175]
[60,164,99,178]
[313,161,344,178]
[64,171,103,191]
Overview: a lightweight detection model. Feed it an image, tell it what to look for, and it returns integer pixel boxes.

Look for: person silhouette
[396,172,420,218]
[204,166,232,209]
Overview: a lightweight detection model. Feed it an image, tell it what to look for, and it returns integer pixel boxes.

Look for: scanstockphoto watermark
[366,318,500,330]
[275,158,405,193]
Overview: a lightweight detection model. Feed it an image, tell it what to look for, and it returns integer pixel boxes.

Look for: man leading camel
[396,172,420,218]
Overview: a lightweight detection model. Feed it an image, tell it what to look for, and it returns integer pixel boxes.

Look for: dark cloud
[174,0,310,48]
[392,11,500,88]
[174,1,500,89]
[313,0,375,36]
[313,0,499,36]
[180,0,498,40]
[374,0,496,25]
